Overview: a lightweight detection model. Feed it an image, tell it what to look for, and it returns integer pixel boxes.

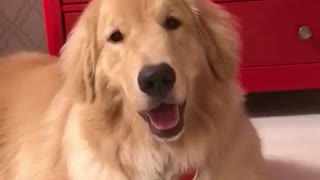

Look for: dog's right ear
[190,0,240,81]
[59,0,101,102]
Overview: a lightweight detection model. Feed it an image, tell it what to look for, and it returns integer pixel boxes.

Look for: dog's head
[60,0,239,141]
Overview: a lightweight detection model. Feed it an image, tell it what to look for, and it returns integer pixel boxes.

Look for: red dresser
[42,0,320,92]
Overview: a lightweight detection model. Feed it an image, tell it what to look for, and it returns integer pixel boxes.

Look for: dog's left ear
[59,0,101,102]
[192,0,240,80]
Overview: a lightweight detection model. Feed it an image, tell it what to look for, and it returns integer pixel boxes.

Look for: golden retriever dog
[0,0,267,179]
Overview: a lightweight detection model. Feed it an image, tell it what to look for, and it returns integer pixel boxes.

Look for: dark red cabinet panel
[64,12,81,36]
[223,1,320,67]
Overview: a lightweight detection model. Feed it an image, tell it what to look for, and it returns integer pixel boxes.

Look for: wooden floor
[253,115,320,167]
[247,90,320,180]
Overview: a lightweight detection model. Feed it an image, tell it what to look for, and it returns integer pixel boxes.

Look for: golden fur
[0,0,267,179]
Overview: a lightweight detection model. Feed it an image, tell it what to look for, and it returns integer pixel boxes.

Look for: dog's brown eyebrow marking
[88,70,96,102]
[207,56,224,81]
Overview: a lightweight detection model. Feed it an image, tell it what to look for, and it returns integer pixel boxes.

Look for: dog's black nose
[138,63,176,99]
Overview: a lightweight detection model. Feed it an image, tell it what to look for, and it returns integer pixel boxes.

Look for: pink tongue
[147,104,179,130]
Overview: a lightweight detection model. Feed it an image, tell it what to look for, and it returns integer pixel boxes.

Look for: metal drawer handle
[298,26,312,40]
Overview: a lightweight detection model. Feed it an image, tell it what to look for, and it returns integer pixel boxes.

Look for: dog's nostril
[147,81,155,89]
[138,63,176,98]
[163,78,172,86]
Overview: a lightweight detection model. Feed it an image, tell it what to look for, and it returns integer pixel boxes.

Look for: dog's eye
[108,30,124,43]
[163,16,182,30]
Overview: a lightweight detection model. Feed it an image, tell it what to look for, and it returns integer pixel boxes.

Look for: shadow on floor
[245,89,320,117]
[266,159,320,180]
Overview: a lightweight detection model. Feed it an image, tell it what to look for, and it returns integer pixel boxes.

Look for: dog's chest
[120,145,203,180]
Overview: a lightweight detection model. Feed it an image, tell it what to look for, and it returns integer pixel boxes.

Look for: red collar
[179,170,198,180]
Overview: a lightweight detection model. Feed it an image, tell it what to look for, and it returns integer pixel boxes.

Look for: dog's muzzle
[138,63,185,139]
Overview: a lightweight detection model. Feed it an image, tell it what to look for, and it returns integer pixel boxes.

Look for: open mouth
[144,103,184,139]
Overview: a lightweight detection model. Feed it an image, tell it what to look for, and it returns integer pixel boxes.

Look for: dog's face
[98,0,204,140]
[61,0,238,141]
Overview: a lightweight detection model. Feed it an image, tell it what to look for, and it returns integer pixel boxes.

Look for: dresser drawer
[43,0,320,92]
[223,1,320,67]
[60,1,239,37]
[60,1,262,41]
[62,0,320,68]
